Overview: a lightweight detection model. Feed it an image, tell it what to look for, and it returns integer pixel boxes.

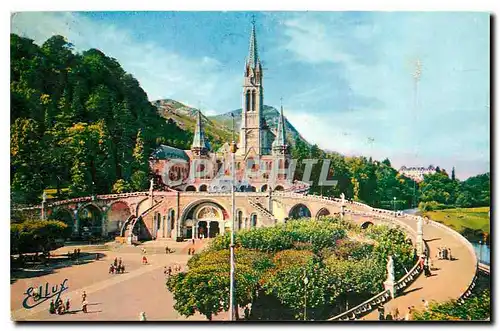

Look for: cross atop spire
[247,17,259,68]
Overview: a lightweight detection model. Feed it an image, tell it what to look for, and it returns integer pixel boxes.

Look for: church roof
[272,105,288,149]
[151,145,190,161]
[191,110,211,151]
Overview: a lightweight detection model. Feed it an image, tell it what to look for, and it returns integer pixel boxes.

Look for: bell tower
[238,19,264,157]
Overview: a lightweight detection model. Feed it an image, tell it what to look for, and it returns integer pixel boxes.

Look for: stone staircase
[249,199,277,223]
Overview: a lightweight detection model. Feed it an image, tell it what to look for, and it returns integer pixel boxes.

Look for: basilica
[149,21,293,193]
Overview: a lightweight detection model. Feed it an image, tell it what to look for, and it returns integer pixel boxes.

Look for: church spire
[191,109,210,156]
[247,17,260,68]
[272,99,288,155]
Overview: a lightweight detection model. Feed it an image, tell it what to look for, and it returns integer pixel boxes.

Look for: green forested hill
[10,34,191,204]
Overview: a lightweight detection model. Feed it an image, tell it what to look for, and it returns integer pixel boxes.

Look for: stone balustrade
[328,289,392,321]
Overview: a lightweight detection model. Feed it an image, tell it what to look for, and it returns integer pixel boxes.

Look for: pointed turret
[272,103,289,155]
[191,110,210,156]
[247,20,260,68]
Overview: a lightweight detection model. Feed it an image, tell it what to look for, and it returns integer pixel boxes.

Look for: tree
[112,179,131,193]
[167,249,267,320]
[11,219,71,254]
[412,289,490,321]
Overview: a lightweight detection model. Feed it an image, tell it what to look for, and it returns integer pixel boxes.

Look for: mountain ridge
[151,98,310,150]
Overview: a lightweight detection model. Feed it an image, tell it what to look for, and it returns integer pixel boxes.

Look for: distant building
[398,165,437,182]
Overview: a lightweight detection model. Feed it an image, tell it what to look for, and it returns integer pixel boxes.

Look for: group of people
[377,305,421,321]
[67,249,82,260]
[49,298,70,315]
[164,264,181,277]
[187,247,196,255]
[437,247,453,260]
[165,246,174,254]
[109,257,126,274]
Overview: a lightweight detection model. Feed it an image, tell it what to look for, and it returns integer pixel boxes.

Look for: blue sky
[11,11,490,179]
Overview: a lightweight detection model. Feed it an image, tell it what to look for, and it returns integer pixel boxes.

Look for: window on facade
[252,90,256,111]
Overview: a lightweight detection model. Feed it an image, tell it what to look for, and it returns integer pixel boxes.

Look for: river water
[471,242,490,265]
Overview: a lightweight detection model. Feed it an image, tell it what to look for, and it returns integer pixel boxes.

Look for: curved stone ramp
[360,218,476,320]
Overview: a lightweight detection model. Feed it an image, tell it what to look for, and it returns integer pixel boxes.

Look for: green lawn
[423,207,490,241]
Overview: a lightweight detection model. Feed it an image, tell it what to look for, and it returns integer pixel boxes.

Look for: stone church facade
[149,21,293,195]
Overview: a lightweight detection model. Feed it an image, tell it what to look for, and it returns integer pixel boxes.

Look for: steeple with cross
[239,17,266,156]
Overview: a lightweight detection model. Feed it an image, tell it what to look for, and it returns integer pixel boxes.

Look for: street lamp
[229,113,237,321]
[303,271,309,321]
[479,240,482,264]
[393,197,397,213]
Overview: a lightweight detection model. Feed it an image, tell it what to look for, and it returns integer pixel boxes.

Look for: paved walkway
[361,217,476,320]
[11,212,476,321]
[11,239,226,321]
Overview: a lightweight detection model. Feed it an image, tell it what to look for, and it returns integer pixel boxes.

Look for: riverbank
[422,207,490,244]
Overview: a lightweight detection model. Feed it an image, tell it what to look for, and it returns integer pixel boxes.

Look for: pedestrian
[164,266,167,276]
[443,247,448,260]
[81,291,87,303]
[142,256,148,264]
[422,299,429,311]
[77,248,81,259]
[57,304,64,315]
[419,255,425,270]
[65,298,71,312]
[385,312,393,320]
[119,257,123,265]
[49,299,56,314]
[114,257,118,267]
[378,305,385,320]
[168,266,172,276]
[187,248,191,255]
[393,308,400,321]
[424,260,431,277]
[165,246,169,254]
[448,248,452,261]
[139,312,147,321]
[405,307,412,321]
[82,300,88,313]
[192,238,195,245]
[121,264,126,273]
[73,249,78,260]
[192,248,195,255]
[109,264,115,274]
[96,253,99,260]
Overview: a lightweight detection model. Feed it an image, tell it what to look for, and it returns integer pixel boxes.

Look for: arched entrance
[180,200,228,239]
[260,184,268,192]
[316,208,330,219]
[185,185,196,192]
[237,210,243,230]
[274,185,284,191]
[289,204,311,219]
[197,220,208,238]
[106,201,131,237]
[250,214,257,228]
[77,204,103,237]
[199,184,208,192]
[209,221,220,237]
[361,221,374,229]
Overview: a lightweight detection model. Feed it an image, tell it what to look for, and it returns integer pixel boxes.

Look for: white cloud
[11,12,240,110]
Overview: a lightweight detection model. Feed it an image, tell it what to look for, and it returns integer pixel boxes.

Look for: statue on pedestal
[340,193,345,205]
[149,178,154,192]
[386,255,395,282]
[42,191,47,203]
